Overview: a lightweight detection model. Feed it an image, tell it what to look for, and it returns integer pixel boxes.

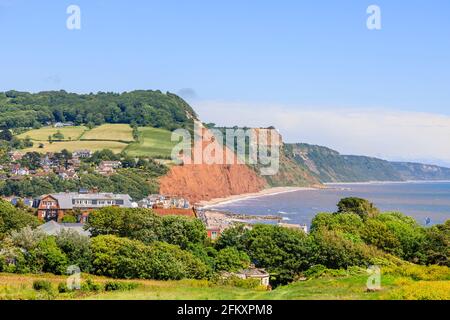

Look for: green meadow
[16,124,176,158]
[1,272,448,300]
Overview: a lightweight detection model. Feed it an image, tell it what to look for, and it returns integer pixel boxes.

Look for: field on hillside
[16,124,176,157]
[81,124,134,142]
[125,126,178,157]
[21,140,129,154]
[1,272,448,300]
[17,126,88,141]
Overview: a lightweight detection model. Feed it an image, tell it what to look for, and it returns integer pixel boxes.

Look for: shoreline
[197,186,320,209]
[325,180,450,186]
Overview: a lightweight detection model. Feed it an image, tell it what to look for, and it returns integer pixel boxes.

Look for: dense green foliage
[90,235,208,280]
[0,170,159,200]
[0,197,448,287]
[0,90,196,130]
[0,199,38,238]
[86,207,207,249]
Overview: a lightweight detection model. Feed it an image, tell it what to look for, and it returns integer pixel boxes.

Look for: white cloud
[193,100,450,166]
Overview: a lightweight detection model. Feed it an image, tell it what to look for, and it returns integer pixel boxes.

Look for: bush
[33,280,52,292]
[383,264,450,281]
[104,281,139,291]
[58,282,70,293]
[388,281,450,300]
[81,279,102,292]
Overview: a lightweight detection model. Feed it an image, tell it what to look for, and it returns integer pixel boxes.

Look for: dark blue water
[211,181,450,226]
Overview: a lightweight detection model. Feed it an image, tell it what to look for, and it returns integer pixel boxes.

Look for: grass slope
[17,126,88,141]
[16,124,175,157]
[2,272,448,300]
[81,124,134,142]
[125,127,177,158]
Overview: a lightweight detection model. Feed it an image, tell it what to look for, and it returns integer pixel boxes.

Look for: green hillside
[0,90,196,130]
[286,143,450,182]
[17,124,175,158]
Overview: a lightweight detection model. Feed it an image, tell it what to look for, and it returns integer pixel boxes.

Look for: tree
[336,197,379,219]
[243,224,310,284]
[0,128,13,141]
[52,130,64,140]
[56,229,92,272]
[0,199,39,238]
[90,235,208,280]
[215,247,250,272]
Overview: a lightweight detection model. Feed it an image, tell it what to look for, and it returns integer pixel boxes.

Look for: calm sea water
[210,181,450,226]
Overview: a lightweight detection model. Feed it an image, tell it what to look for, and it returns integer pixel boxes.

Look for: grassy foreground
[1,272,448,300]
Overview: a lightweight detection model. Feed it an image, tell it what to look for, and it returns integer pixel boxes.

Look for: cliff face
[159,163,267,203]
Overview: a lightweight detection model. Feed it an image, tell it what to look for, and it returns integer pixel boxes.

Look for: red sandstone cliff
[159,163,267,204]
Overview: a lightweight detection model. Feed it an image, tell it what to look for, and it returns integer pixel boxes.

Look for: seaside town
[1,148,308,242]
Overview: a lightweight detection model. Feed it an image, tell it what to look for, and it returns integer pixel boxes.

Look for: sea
[209,181,450,227]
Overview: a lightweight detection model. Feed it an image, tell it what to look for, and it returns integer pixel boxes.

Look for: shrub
[58,282,70,293]
[388,281,450,300]
[383,264,450,281]
[33,280,52,292]
[81,279,102,292]
[104,281,139,291]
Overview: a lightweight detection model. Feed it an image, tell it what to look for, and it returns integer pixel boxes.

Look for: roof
[240,268,270,277]
[38,221,91,237]
[39,192,133,209]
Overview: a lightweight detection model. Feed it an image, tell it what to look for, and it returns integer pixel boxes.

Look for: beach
[197,186,320,208]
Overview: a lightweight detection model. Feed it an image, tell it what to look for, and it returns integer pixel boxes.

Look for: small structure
[96,161,122,175]
[278,222,308,233]
[72,150,92,158]
[54,122,74,128]
[222,266,270,287]
[38,220,91,237]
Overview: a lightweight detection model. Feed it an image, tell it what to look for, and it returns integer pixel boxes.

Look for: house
[96,161,122,175]
[10,164,30,176]
[138,194,190,209]
[54,122,74,128]
[277,222,308,233]
[58,169,79,180]
[34,192,134,223]
[72,150,92,158]
[8,151,24,161]
[221,266,270,288]
[38,220,91,237]
[99,161,122,169]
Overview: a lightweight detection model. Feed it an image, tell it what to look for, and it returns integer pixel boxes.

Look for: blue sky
[1,1,450,164]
